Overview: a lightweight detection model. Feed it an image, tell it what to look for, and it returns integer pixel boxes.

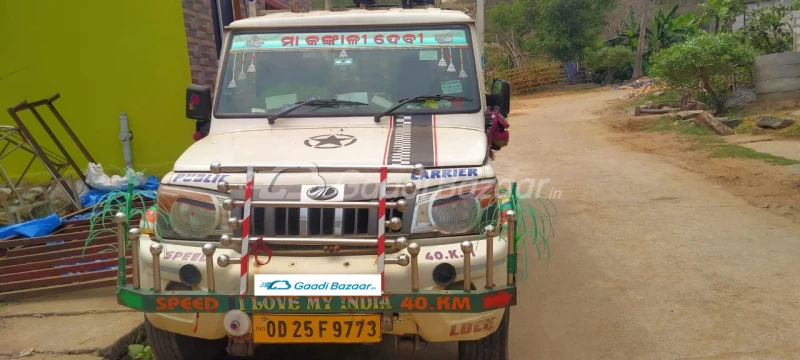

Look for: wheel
[144,316,227,360]
[457,307,510,360]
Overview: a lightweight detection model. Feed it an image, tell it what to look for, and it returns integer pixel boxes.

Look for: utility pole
[476,0,485,68]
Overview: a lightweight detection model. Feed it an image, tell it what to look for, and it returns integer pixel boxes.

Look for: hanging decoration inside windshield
[446,48,456,72]
[247,52,257,73]
[229,30,468,51]
[238,53,247,80]
[459,48,468,78]
[228,53,238,89]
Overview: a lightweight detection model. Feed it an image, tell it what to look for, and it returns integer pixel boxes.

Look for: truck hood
[173,122,488,172]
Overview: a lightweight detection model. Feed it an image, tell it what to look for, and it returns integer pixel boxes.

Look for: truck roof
[226,8,475,29]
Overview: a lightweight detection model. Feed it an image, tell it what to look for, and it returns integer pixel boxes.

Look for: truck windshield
[214,26,480,118]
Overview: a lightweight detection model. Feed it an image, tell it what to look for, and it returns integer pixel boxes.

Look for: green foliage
[711,144,800,165]
[488,0,615,65]
[484,42,513,88]
[736,4,799,55]
[528,0,617,63]
[488,0,536,68]
[128,344,155,360]
[489,0,535,38]
[650,32,757,112]
[639,117,800,165]
[649,6,699,53]
[628,89,683,108]
[695,0,747,32]
[605,3,641,49]
[605,3,698,76]
[585,46,635,83]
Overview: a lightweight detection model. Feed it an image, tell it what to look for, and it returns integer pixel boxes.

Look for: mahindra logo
[306,186,338,201]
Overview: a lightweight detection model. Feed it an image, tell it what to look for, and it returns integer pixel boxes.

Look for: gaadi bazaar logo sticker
[255,274,381,296]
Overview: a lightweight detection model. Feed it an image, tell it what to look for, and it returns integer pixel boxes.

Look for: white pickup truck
[115,6,517,360]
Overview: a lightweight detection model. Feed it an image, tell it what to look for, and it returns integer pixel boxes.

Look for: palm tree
[631,0,650,80]
[605,4,640,49]
[648,5,698,54]
[606,3,698,78]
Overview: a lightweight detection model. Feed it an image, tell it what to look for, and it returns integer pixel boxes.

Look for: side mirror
[186,84,212,121]
[486,79,511,117]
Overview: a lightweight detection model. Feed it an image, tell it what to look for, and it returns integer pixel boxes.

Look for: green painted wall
[0,1,195,184]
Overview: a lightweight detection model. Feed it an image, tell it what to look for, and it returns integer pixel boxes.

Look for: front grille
[255,208,372,237]
[233,199,408,252]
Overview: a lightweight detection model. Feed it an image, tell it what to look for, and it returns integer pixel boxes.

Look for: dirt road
[494,89,800,360]
[247,89,800,360]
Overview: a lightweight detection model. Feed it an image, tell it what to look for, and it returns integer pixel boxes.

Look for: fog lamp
[432,263,457,286]
[178,264,202,287]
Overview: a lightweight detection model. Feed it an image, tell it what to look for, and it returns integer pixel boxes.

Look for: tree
[488,0,536,68]
[650,32,757,112]
[648,5,699,54]
[736,3,799,55]
[695,0,746,33]
[605,4,641,49]
[631,0,650,79]
[527,0,617,63]
[585,46,636,84]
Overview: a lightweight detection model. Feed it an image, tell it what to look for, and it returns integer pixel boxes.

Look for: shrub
[736,4,798,55]
[585,46,636,84]
[649,32,757,113]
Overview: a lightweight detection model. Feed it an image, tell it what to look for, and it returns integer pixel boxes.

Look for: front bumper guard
[113,162,520,314]
[114,214,519,314]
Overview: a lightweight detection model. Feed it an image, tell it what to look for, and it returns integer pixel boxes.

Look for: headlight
[410,180,497,235]
[154,185,232,240]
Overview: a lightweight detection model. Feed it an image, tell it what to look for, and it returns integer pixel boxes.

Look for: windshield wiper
[268,98,368,124]
[373,95,472,123]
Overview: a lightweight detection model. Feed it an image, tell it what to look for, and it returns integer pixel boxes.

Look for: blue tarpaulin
[566,62,577,85]
[69,175,160,220]
[80,175,160,208]
[0,175,161,237]
[0,213,63,239]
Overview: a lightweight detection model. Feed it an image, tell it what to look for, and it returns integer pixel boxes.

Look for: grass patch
[733,117,757,134]
[642,117,713,136]
[779,123,800,138]
[0,301,14,309]
[726,97,800,137]
[629,89,683,108]
[710,144,800,165]
[636,115,800,166]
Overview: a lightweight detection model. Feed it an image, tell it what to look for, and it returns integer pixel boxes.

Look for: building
[0,0,305,183]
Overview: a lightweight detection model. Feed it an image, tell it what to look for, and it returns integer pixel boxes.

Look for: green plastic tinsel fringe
[82,168,172,291]
[477,177,556,280]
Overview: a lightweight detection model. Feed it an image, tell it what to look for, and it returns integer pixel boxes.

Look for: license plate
[252,314,382,344]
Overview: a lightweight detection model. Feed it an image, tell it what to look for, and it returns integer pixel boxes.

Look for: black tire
[457,308,510,360]
[144,316,227,360]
